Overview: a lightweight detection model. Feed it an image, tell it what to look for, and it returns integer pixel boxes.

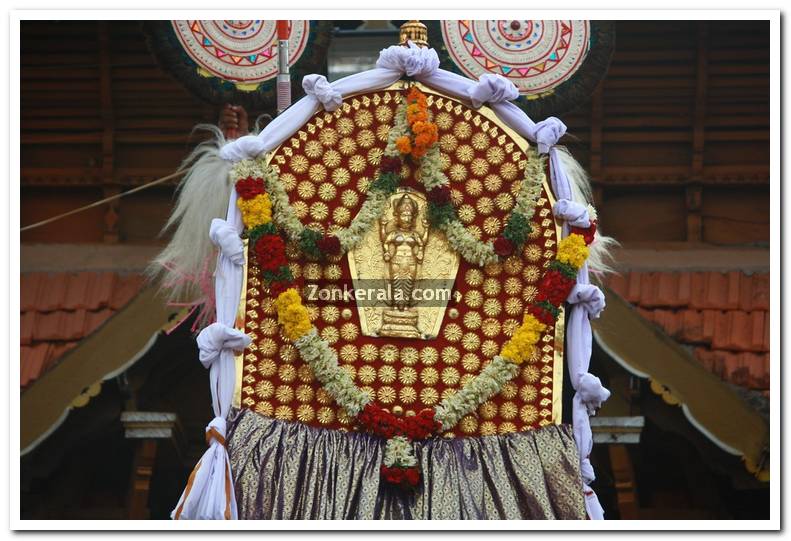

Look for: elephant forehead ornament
[234,83,564,438]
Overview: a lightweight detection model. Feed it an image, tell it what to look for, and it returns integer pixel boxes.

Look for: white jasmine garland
[587,204,598,222]
[335,190,389,251]
[230,156,266,184]
[419,143,545,267]
[442,220,498,266]
[433,356,520,431]
[385,102,410,156]
[512,152,546,216]
[234,103,411,255]
[294,329,370,416]
[293,323,525,436]
[417,143,446,190]
[383,436,417,468]
[263,165,313,241]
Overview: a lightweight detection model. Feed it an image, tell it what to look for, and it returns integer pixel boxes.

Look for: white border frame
[9,7,780,532]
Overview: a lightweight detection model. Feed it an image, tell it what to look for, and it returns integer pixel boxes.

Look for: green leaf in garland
[299,228,323,259]
[502,212,532,247]
[549,260,578,280]
[427,202,456,228]
[263,265,293,284]
[370,171,400,194]
[536,300,561,319]
[248,222,278,243]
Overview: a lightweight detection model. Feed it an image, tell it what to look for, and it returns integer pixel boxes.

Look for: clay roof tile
[679,310,704,343]
[62,272,95,310]
[87,272,118,310]
[740,273,770,311]
[609,270,770,391]
[36,273,70,313]
[20,273,45,312]
[21,344,50,388]
[626,271,644,303]
[20,271,146,389]
[110,275,146,310]
[607,273,628,299]
[20,311,35,346]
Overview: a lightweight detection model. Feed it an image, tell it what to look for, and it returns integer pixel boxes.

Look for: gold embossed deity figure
[152,20,613,521]
[379,193,428,338]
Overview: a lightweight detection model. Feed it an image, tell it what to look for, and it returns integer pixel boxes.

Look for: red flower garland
[571,221,597,246]
[316,235,341,255]
[493,236,514,257]
[380,465,421,488]
[269,280,293,298]
[380,156,403,175]
[358,403,441,441]
[254,234,287,272]
[235,176,266,200]
[527,304,556,327]
[426,185,451,206]
[536,270,576,306]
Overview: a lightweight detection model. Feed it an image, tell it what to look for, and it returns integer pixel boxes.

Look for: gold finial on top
[399,20,429,48]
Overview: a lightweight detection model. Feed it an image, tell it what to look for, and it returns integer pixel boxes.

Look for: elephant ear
[427,20,615,119]
[142,20,333,111]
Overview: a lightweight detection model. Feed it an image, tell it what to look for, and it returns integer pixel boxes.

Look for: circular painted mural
[171,20,310,84]
[440,20,591,96]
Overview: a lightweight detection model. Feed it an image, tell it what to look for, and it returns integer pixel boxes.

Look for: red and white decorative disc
[441,20,590,95]
[171,20,309,84]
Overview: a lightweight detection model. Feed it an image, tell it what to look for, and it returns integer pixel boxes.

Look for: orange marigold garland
[399,87,438,160]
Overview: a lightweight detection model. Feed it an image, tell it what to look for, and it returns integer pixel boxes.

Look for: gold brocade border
[233,239,249,410]
[552,306,565,425]
[232,80,565,425]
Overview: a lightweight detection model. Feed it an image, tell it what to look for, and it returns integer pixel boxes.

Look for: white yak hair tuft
[147,125,232,303]
[556,147,618,277]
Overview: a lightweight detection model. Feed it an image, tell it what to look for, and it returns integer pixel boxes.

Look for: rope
[20,170,185,232]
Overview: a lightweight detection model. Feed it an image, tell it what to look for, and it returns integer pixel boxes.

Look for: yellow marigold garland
[274,288,312,341]
[237,193,272,229]
[557,233,589,269]
[500,314,547,364]
[500,232,591,365]
[395,136,412,155]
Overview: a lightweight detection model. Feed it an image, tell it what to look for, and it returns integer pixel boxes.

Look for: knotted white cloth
[172,188,247,520]
[197,322,250,369]
[565,267,609,519]
[578,373,611,415]
[209,218,244,266]
[553,199,591,229]
[302,74,343,112]
[375,41,440,77]
[467,73,519,109]
[220,43,544,161]
[534,117,568,155]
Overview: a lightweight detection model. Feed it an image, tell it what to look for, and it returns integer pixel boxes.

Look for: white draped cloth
[171,191,249,520]
[183,41,609,520]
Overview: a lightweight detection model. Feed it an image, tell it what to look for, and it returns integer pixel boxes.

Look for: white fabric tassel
[171,188,247,520]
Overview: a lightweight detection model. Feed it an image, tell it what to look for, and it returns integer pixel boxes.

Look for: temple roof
[606,271,769,394]
[20,272,146,387]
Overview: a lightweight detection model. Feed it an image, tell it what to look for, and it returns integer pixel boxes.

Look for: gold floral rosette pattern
[235,83,563,438]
